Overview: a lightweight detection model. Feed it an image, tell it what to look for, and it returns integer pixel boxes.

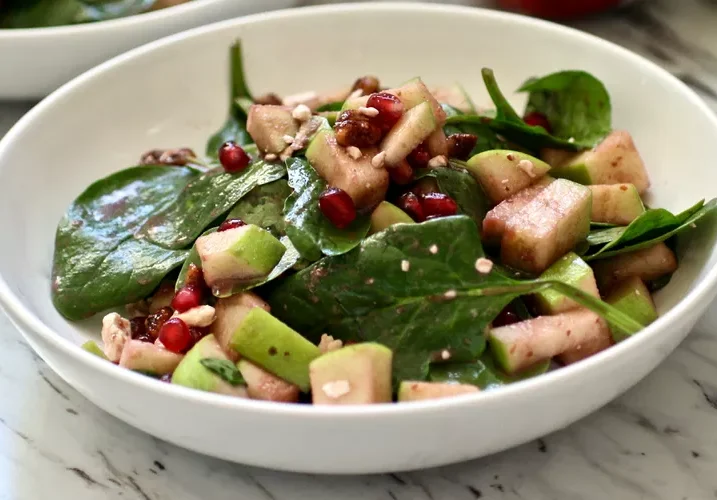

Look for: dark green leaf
[200,358,245,386]
[284,157,370,261]
[520,70,611,147]
[316,101,344,112]
[52,165,198,320]
[430,353,550,390]
[414,162,489,225]
[480,68,581,152]
[0,0,155,27]
[139,161,286,250]
[268,216,641,381]
[206,40,254,158]
[225,179,292,237]
[585,199,716,260]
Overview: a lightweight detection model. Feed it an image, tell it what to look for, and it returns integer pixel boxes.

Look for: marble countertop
[3,0,717,498]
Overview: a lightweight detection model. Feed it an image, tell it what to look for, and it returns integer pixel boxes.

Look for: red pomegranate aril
[318,188,356,229]
[366,92,404,132]
[218,141,251,173]
[171,286,202,313]
[158,318,191,354]
[421,192,458,218]
[218,218,247,232]
[389,160,414,185]
[523,112,552,133]
[407,143,431,169]
[187,326,209,351]
[397,192,425,222]
[493,304,521,328]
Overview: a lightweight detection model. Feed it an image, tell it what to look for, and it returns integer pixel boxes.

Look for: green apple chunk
[489,309,611,374]
[605,276,658,342]
[534,252,600,314]
[369,201,414,234]
[309,343,393,405]
[306,128,388,209]
[230,308,321,391]
[237,359,300,403]
[388,77,447,125]
[482,176,554,245]
[398,381,478,402]
[557,324,613,365]
[589,184,645,225]
[426,128,448,157]
[592,242,677,291]
[119,340,184,375]
[501,179,591,274]
[172,335,248,397]
[82,340,108,360]
[195,225,286,292]
[380,101,437,166]
[246,104,299,154]
[547,131,651,194]
[466,150,551,204]
[213,292,270,361]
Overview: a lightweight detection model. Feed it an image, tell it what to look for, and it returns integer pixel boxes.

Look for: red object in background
[498,0,624,19]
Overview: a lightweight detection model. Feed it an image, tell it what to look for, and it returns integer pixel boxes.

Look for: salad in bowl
[52,41,716,406]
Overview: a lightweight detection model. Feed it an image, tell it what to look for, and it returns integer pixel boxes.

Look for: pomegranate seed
[407,143,431,169]
[144,306,173,340]
[523,112,552,133]
[366,92,403,132]
[389,160,414,185]
[318,188,356,229]
[158,318,191,354]
[218,218,247,232]
[493,304,521,327]
[397,192,425,222]
[130,317,147,339]
[218,141,251,173]
[421,192,458,218]
[171,286,202,313]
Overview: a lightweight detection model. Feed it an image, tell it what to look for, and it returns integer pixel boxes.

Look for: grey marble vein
[2,0,717,498]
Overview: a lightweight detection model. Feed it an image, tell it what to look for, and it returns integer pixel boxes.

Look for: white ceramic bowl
[1,3,716,474]
[0,0,297,100]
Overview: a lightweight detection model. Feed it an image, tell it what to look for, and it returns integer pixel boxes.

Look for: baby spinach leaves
[52,165,198,320]
[585,199,717,260]
[430,354,550,390]
[1,0,154,28]
[139,160,286,250]
[284,157,371,261]
[520,71,611,148]
[268,216,640,381]
[200,359,245,386]
[225,179,292,237]
[481,68,581,153]
[206,40,254,158]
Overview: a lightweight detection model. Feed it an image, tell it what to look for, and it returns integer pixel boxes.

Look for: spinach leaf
[520,70,611,148]
[414,162,489,225]
[0,0,155,28]
[316,101,345,112]
[585,199,716,260]
[430,353,550,390]
[481,68,581,153]
[206,40,254,158]
[225,179,291,237]
[52,165,198,319]
[267,216,641,381]
[139,161,286,250]
[200,358,245,386]
[284,157,371,261]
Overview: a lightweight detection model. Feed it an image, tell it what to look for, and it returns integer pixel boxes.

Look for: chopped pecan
[140,148,196,166]
[350,76,380,96]
[334,110,382,148]
[145,307,173,340]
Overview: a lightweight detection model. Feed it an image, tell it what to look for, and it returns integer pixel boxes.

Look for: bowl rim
[1,1,716,419]
[0,0,243,37]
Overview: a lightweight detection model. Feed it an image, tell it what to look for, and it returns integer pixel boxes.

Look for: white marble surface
[3,0,717,498]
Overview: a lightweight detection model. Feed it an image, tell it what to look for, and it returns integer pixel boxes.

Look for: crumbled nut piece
[401,260,410,272]
[444,289,458,299]
[334,110,382,148]
[441,349,451,360]
[319,334,343,354]
[291,104,312,122]
[346,146,362,160]
[446,133,478,160]
[475,257,494,274]
[140,148,196,166]
[264,153,278,161]
[359,106,379,117]
[254,93,283,105]
[101,313,132,362]
[371,151,387,169]
[427,155,448,168]
[282,135,295,144]
[350,76,380,96]
[429,244,439,254]
[173,305,216,328]
[322,380,351,399]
